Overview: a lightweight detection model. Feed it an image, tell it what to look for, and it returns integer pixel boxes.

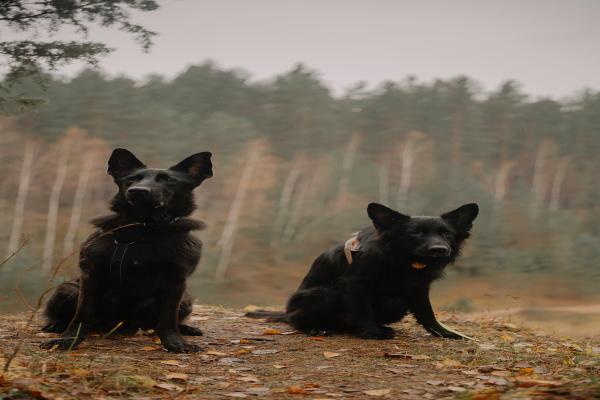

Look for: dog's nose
[428,245,450,257]
[127,186,151,197]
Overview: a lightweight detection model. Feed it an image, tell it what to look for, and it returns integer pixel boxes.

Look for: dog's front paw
[357,327,395,340]
[161,334,202,353]
[40,336,84,350]
[429,326,470,340]
[41,322,67,334]
[178,324,203,336]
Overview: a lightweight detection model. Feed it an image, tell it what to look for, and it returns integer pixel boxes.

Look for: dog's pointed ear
[107,148,146,179]
[367,203,409,230]
[169,152,213,185]
[441,203,479,232]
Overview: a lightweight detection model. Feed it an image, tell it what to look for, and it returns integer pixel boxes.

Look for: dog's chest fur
[80,221,202,291]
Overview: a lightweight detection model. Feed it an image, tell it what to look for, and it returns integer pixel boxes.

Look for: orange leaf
[140,345,161,351]
[287,386,307,394]
[262,329,282,335]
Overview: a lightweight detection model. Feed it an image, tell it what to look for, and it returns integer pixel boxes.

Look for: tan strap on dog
[344,232,361,264]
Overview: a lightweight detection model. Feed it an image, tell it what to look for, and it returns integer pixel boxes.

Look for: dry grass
[0,305,598,399]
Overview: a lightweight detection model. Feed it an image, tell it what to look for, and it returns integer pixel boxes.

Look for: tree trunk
[270,157,303,248]
[334,134,360,211]
[549,157,570,212]
[62,157,93,257]
[42,144,71,270]
[6,141,36,259]
[215,143,261,281]
[490,160,517,230]
[397,136,416,210]
[379,160,389,205]
[529,140,552,220]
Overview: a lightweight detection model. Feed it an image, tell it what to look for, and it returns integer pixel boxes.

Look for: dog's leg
[42,282,79,333]
[156,280,202,353]
[177,293,203,336]
[408,288,472,340]
[41,274,97,350]
[346,286,395,340]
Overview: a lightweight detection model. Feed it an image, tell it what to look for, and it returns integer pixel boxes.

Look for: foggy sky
[6,0,600,98]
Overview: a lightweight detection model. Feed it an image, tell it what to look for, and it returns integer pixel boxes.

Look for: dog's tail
[245,310,288,323]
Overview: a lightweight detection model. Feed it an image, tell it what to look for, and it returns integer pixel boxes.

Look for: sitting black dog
[41,148,212,353]
[248,202,478,340]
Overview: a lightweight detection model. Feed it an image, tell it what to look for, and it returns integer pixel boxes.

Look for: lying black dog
[248,202,478,340]
[41,148,212,353]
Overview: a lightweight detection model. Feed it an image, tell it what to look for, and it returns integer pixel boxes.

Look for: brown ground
[0,305,598,400]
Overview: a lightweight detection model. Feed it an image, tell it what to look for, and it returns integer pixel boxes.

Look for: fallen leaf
[262,328,282,335]
[219,357,243,365]
[491,370,510,377]
[442,358,463,368]
[160,360,181,366]
[140,345,161,352]
[515,377,564,388]
[303,383,320,388]
[224,392,248,398]
[411,354,431,360]
[273,364,286,369]
[237,375,260,383]
[252,349,279,355]
[165,373,188,381]
[323,351,340,358]
[427,380,444,386]
[364,388,391,396]
[563,342,583,352]
[287,386,307,394]
[206,350,228,356]
[487,377,508,386]
[246,387,270,395]
[155,383,183,391]
[501,334,516,343]
[308,337,326,341]
[132,375,157,387]
[447,386,466,392]
[235,349,252,355]
[518,368,534,375]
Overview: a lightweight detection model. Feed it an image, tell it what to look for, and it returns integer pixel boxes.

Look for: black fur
[41,148,212,353]
[247,202,479,340]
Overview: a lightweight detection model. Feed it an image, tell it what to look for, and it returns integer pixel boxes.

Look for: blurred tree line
[1,62,599,309]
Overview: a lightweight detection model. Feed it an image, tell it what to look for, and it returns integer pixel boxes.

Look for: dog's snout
[428,245,450,257]
[127,186,151,196]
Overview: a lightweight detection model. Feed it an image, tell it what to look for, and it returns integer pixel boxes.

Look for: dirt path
[0,305,598,399]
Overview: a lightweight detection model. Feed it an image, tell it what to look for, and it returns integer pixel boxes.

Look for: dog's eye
[125,174,143,182]
[156,173,177,183]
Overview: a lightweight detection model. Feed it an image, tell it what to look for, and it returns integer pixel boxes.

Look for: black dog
[248,202,478,340]
[41,148,212,353]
